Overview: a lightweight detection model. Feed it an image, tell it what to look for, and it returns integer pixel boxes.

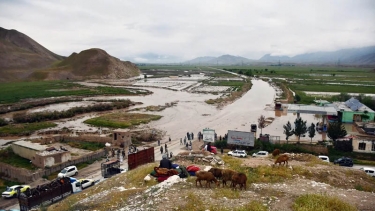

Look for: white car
[58,166,78,178]
[79,179,95,189]
[360,167,375,177]
[318,155,330,163]
[252,151,269,157]
[227,150,247,158]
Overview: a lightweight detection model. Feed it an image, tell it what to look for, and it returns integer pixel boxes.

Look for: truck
[18,177,82,211]
[101,159,126,178]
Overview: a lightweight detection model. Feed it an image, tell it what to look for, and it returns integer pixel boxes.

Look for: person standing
[169,137,171,142]
[160,146,163,154]
[221,147,224,155]
[191,132,194,140]
[184,137,186,145]
[158,140,160,146]
[165,143,167,150]
[180,138,183,145]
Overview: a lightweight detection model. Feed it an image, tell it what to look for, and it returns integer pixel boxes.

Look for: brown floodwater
[1,79,341,143]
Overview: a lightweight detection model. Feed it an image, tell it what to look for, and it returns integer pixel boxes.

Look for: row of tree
[12,100,133,123]
[282,117,347,144]
[257,114,348,144]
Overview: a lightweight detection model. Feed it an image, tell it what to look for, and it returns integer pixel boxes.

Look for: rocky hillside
[0,27,140,81]
[35,48,141,80]
[49,153,375,211]
[0,27,63,81]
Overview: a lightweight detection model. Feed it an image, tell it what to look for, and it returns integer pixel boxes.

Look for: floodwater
[4,78,339,143]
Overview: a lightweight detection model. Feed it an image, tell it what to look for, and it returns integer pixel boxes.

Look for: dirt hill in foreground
[0,27,64,81]
[30,48,141,80]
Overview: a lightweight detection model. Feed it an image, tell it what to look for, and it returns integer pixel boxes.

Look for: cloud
[0,0,374,62]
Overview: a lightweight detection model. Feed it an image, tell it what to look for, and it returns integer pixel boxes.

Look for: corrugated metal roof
[287,104,337,115]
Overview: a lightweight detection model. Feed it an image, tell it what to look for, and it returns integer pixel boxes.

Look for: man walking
[160,146,163,154]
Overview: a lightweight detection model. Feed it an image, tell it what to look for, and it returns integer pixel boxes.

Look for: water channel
[1,78,339,145]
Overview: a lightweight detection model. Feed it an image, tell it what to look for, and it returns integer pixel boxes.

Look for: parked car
[359,167,375,177]
[252,151,269,157]
[2,185,30,198]
[227,150,247,158]
[333,157,353,167]
[79,178,95,189]
[318,155,330,163]
[58,166,78,178]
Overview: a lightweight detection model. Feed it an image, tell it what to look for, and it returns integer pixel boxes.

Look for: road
[2,137,196,210]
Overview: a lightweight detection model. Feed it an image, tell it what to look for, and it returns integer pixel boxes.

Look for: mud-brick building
[12,140,47,161]
[353,139,375,154]
[113,129,132,148]
[34,149,71,168]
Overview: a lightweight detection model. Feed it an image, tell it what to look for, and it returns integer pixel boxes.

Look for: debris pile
[176,151,225,166]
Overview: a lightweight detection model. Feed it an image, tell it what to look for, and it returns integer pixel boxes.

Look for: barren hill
[33,48,141,80]
[0,27,63,81]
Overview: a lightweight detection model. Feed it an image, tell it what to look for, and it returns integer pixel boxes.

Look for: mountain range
[0,27,140,82]
[185,46,375,66]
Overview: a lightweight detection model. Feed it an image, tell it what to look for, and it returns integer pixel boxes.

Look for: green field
[0,81,144,104]
[0,122,57,136]
[84,112,162,128]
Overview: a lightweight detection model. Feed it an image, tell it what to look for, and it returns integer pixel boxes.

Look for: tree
[295,94,301,102]
[283,121,294,144]
[308,123,316,144]
[258,115,266,135]
[294,117,307,144]
[327,122,347,143]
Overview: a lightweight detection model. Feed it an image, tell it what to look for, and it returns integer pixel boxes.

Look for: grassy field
[84,112,162,128]
[0,81,144,104]
[0,147,39,170]
[0,122,56,136]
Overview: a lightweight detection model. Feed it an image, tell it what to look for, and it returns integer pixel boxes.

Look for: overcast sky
[1,0,374,63]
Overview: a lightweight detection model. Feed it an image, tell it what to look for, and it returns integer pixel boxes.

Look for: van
[318,155,330,163]
[360,167,375,177]
[58,166,78,178]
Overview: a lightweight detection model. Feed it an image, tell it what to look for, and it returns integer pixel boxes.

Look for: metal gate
[128,147,155,170]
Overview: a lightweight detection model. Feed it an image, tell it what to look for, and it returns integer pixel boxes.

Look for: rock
[203,158,210,162]
[144,175,151,181]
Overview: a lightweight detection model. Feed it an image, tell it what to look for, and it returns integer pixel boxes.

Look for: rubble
[176,151,225,166]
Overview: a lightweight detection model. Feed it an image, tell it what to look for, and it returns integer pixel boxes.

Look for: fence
[0,150,105,183]
[128,147,155,170]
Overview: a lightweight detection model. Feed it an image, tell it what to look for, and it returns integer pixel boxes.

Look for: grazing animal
[272,149,280,157]
[274,154,289,166]
[221,169,237,187]
[195,171,219,188]
[231,172,247,190]
[208,167,222,180]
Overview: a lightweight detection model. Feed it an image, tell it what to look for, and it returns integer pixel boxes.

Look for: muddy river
[1,78,346,145]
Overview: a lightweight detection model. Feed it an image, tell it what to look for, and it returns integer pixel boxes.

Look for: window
[358,142,366,150]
